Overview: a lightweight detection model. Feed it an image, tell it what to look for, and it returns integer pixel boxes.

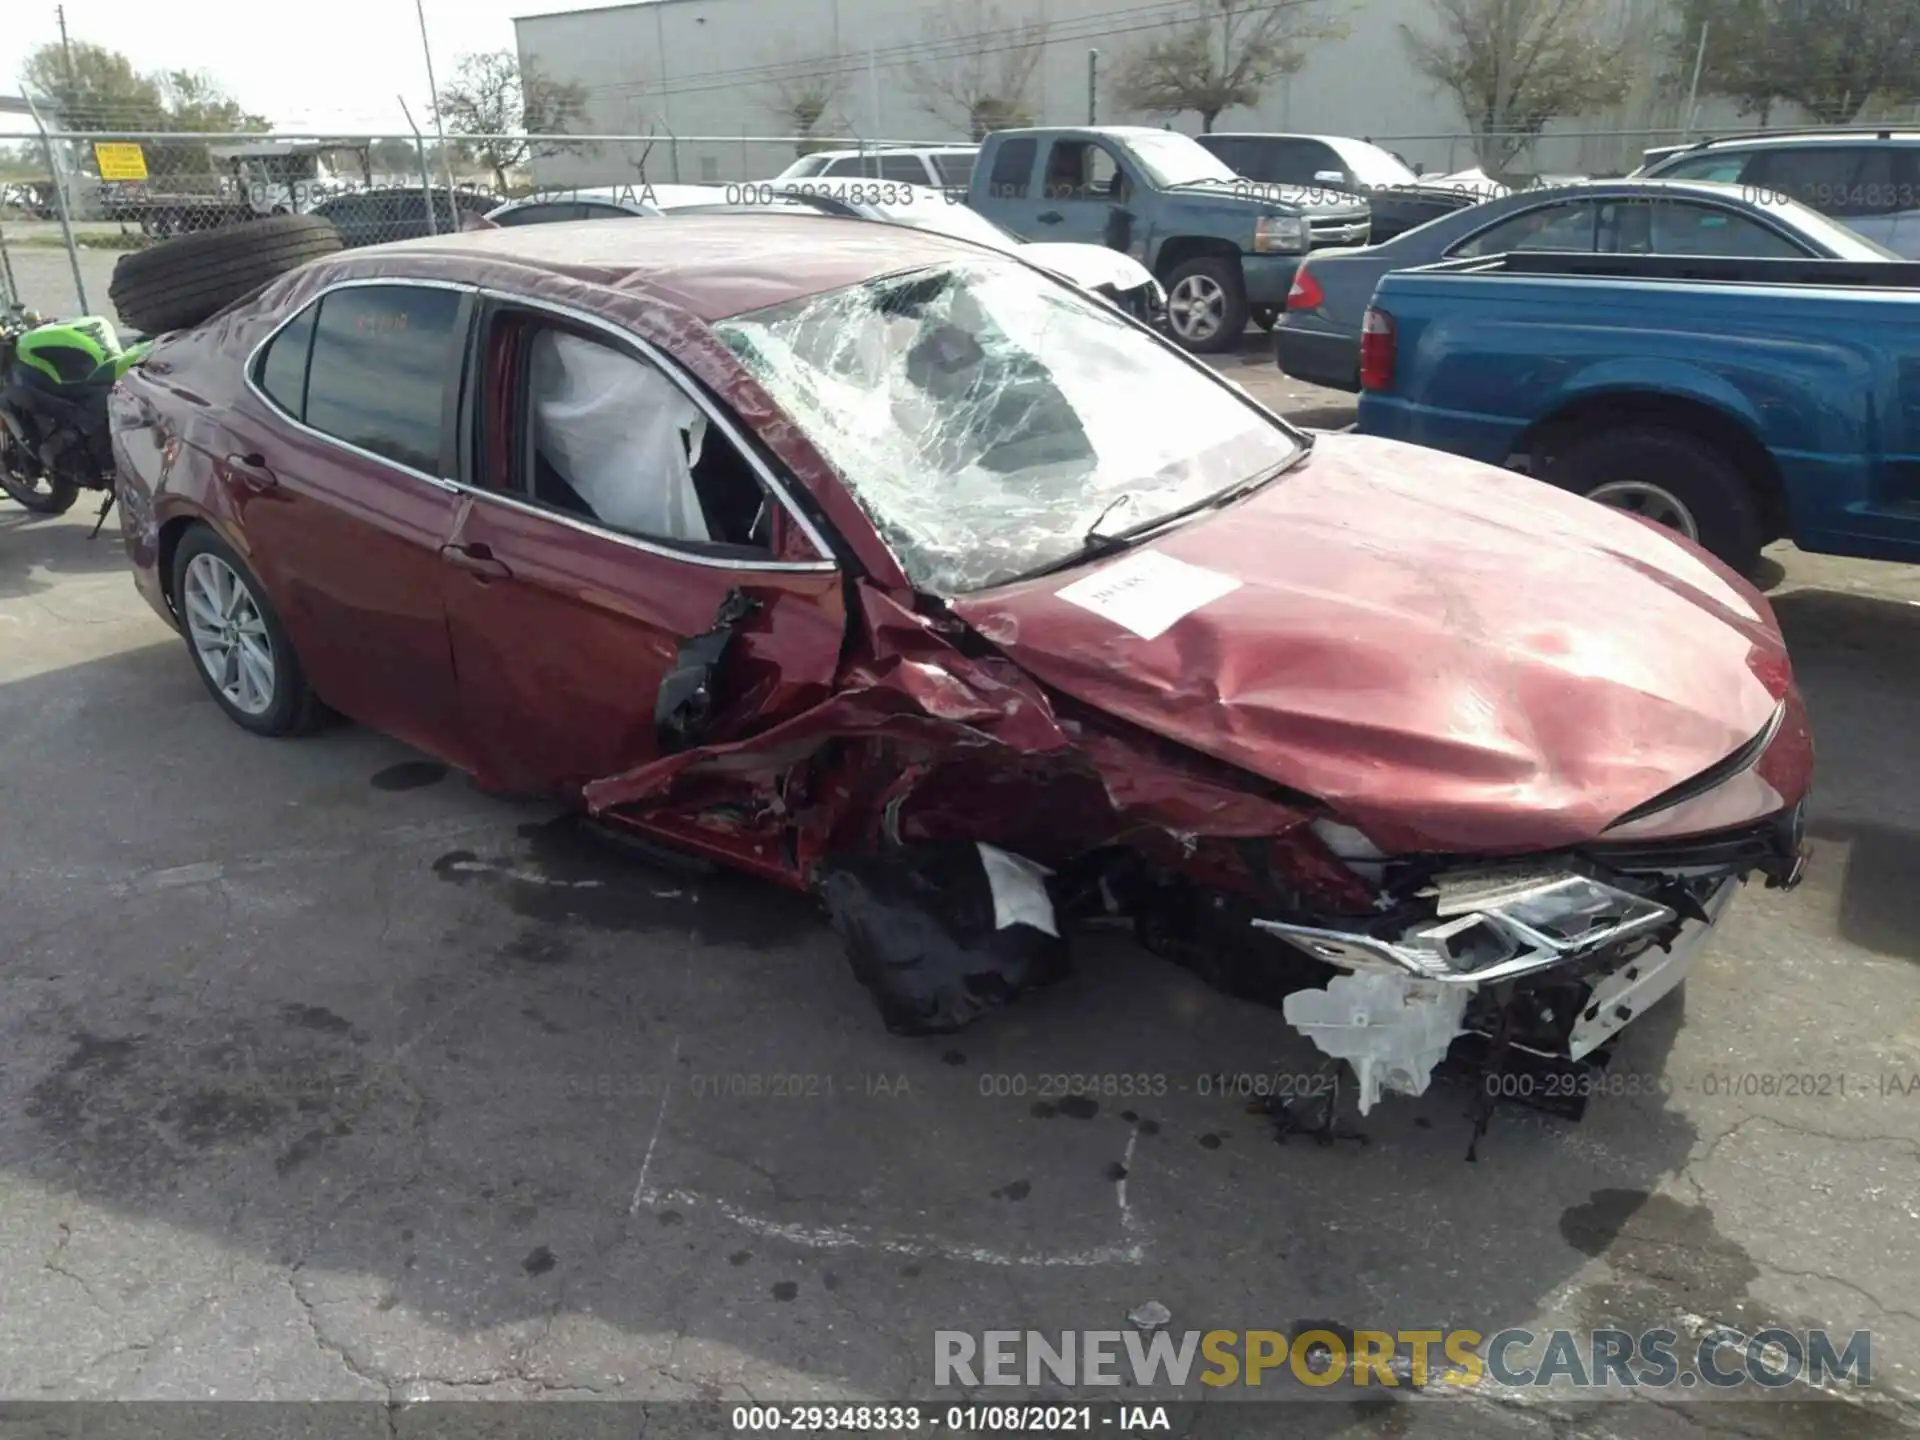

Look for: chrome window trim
[242,275,475,496]
[239,274,839,574]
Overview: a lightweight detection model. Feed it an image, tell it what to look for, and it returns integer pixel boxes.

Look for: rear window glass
[932,152,976,187]
[302,285,464,474]
[987,139,1036,198]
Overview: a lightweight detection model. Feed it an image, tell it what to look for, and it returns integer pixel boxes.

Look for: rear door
[976,136,1043,234]
[441,298,848,800]
[232,279,474,761]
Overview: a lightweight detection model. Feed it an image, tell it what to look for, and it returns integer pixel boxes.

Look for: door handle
[440,542,512,580]
[225,452,277,491]
[1037,210,1063,224]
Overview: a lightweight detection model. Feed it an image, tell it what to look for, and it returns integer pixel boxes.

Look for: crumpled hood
[949,434,1801,855]
[1018,242,1157,294]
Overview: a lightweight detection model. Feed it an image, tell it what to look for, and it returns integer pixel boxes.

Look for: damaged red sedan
[109,215,1811,1119]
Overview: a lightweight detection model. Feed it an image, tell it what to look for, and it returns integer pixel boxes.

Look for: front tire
[171,524,324,737]
[1164,257,1249,354]
[1541,425,1764,575]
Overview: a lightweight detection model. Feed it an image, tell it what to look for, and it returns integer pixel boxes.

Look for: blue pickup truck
[1354,251,1920,573]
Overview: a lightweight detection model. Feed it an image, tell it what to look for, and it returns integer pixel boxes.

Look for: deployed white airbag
[529,330,710,542]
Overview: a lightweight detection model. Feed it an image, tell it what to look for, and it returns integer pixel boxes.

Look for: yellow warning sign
[93,142,149,181]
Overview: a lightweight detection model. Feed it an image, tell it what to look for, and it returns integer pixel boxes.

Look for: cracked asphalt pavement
[2,344,1918,1439]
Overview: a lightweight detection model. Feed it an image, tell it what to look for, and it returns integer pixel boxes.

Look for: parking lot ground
[2,372,1919,1438]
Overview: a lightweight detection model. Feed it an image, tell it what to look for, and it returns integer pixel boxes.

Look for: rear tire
[109,215,343,335]
[170,524,325,737]
[1163,257,1249,354]
[1541,425,1764,574]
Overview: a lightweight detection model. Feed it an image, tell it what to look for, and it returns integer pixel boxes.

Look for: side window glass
[1281,140,1335,184]
[254,300,319,419]
[1845,148,1901,216]
[520,327,773,550]
[1202,138,1249,175]
[1451,201,1598,257]
[1034,143,1124,199]
[823,155,874,177]
[1646,201,1802,256]
[880,153,926,183]
[1656,152,1751,184]
[987,138,1036,198]
[1750,147,1863,213]
[303,285,464,474]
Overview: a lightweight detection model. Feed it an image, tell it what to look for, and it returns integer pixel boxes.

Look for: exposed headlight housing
[1253,215,1307,253]
[1253,865,1676,985]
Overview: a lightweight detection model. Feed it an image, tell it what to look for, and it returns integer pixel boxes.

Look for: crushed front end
[1245,802,1807,1115]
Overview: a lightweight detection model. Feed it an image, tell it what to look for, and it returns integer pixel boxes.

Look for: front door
[233,280,473,761]
[1038,138,1138,251]
[443,304,848,798]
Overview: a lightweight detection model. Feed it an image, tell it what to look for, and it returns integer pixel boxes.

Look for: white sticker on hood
[1055,551,1242,641]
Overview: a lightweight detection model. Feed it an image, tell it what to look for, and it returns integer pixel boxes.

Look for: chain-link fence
[2,125,972,322]
[3,116,1904,325]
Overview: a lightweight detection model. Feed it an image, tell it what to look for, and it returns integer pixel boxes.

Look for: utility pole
[56,5,77,95]
[413,0,459,205]
[1684,22,1710,136]
[1087,50,1098,124]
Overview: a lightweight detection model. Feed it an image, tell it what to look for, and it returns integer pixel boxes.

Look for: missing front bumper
[1267,877,1740,1112]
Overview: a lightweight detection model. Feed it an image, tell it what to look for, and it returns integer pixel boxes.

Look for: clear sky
[3,0,629,135]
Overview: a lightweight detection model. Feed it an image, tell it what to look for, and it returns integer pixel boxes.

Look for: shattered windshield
[712,258,1301,595]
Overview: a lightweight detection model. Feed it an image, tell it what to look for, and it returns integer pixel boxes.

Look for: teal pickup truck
[1355,251,1920,573]
[968,126,1371,353]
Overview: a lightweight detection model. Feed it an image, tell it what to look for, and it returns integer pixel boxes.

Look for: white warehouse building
[512,0,1770,190]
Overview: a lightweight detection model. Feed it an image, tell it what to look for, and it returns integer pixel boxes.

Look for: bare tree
[906,0,1049,141]
[1113,0,1346,133]
[1668,0,1920,125]
[433,50,594,193]
[766,51,850,156]
[1402,0,1634,182]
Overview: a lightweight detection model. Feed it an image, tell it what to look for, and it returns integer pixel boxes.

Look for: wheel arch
[1518,389,1790,543]
[1153,235,1243,282]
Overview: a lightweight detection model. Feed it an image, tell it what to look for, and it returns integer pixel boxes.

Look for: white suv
[770,146,977,187]
[1633,129,1920,257]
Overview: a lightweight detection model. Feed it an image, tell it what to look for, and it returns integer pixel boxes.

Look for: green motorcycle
[1,303,153,519]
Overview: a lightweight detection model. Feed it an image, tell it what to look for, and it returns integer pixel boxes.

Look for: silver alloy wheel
[1583,480,1701,542]
[1168,272,1227,343]
[182,552,276,717]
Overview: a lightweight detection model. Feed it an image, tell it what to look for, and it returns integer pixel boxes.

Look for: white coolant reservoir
[1282,972,1469,1114]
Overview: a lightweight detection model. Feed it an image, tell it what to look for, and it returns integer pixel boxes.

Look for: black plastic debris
[820,841,1069,1035]
[655,588,762,753]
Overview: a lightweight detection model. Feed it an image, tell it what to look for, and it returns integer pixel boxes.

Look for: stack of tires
[108,215,343,336]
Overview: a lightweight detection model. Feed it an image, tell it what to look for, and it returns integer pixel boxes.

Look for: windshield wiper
[1011,441,1317,585]
[1083,490,1141,547]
